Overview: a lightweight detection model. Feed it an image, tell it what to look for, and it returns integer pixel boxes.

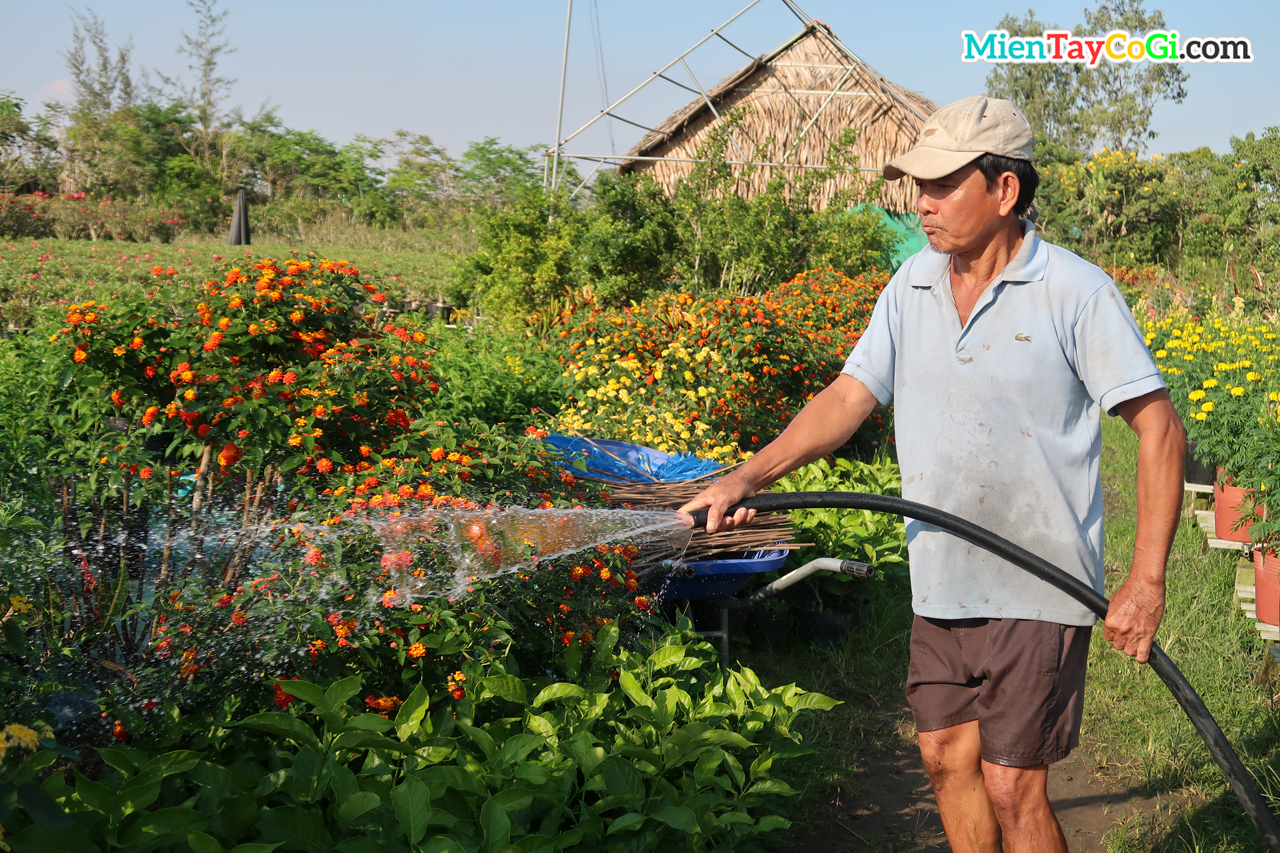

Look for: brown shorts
[906,615,1091,767]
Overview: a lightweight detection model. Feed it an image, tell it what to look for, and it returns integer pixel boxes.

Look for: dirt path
[776,728,1186,852]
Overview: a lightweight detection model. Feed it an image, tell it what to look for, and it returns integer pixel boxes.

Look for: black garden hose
[688,492,1280,852]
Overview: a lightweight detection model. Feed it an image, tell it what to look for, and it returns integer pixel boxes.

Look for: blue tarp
[543,435,722,483]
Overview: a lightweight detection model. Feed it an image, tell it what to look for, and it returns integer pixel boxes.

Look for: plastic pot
[1186,440,1216,486]
[1257,549,1280,626]
[1215,471,1256,543]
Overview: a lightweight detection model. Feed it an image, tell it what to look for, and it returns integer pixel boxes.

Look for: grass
[749,415,1280,851]
[0,232,472,330]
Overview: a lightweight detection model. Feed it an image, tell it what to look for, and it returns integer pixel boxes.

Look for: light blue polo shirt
[843,221,1163,626]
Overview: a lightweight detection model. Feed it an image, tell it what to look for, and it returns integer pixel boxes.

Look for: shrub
[553,267,892,460]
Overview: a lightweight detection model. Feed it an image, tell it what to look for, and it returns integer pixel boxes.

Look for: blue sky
[4,0,1277,164]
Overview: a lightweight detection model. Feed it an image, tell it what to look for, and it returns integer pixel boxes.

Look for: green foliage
[456,122,900,323]
[986,0,1188,153]
[1036,148,1182,267]
[772,457,908,608]
[5,622,834,853]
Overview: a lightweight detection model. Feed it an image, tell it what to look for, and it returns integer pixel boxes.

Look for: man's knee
[981,761,1049,818]
[917,724,981,788]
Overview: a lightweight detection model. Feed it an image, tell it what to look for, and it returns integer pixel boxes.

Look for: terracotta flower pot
[1256,549,1280,626]
[1215,471,1255,543]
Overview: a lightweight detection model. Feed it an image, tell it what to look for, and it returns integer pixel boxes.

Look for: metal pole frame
[565,153,882,173]
[678,57,749,164]
[552,0,762,151]
[549,0,574,190]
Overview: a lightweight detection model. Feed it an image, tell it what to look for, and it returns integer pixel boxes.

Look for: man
[680,95,1185,853]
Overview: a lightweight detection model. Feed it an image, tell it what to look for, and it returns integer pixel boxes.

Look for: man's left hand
[1102,575,1166,663]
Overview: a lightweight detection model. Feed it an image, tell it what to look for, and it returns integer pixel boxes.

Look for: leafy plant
[772,456,908,610]
[6,622,836,853]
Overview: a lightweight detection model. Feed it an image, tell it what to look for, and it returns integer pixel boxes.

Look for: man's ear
[997,172,1021,218]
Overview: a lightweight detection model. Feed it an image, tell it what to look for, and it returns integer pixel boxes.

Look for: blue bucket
[656,549,789,600]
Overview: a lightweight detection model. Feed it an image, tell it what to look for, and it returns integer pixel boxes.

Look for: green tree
[456,138,546,206]
[985,9,1094,152]
[986,1,1188,154]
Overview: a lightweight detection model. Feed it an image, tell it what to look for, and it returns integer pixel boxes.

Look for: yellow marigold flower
[1195,412,1207,420]
[1201,402,1215,412]
[1231,387,1245,397]
[1203,379,1218,388]
[1154,350,1167,358]
[1188,390,1206,401]
[1248,372,1262,381]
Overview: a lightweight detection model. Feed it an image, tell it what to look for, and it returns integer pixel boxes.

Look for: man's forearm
[1131,411,1185,582]
[731,373,879,490]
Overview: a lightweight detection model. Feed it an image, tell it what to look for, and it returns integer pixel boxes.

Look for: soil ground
[776,720,1191,852]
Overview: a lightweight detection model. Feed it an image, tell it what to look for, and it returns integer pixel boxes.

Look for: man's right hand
[678,474,759,534]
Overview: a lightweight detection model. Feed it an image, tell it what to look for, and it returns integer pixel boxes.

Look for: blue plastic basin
[656,550,789,600]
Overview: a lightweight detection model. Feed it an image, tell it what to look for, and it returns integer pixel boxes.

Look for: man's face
[914,165,1014,255]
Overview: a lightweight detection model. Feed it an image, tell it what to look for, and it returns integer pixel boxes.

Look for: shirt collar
[910,218,1046,288]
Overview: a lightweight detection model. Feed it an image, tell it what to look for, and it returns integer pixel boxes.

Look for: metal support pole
[555,0,761,149]
[550,0,574,190]
[565,152,883,172]
[679,57,749,164]
[780,61,856,164]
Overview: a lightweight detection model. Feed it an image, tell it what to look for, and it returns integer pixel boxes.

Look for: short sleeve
[1072,281,1164,415]
[842,284,898,406]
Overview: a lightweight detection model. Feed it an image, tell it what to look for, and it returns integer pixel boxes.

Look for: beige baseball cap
[883,94,1034,181]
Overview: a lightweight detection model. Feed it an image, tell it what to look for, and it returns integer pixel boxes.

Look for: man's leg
[981,760,1067,853]
[917,720,1001,853]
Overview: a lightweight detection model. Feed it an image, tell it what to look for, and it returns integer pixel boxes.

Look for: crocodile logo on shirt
[1015,333,1032,342]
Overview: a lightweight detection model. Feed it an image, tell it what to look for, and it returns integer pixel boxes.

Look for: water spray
[687,491,1280,852]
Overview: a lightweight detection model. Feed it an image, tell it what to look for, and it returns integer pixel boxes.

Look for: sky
[3,0,1277,167]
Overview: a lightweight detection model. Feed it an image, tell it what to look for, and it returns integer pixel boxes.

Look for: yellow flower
[1155,350,1167,358]
[1195,412,1207,420]
[1231,387,1245,397]
[1188,390,1206,401]
[1201,402,1215,412]
[1203,379,1218,388]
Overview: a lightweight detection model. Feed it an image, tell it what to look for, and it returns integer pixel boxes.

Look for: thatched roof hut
[617,23,934,215]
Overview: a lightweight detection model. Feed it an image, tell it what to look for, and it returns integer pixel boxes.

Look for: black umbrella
[227,189,251,245]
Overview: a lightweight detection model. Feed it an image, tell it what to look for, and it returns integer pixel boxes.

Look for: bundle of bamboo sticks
[604,479,807,564]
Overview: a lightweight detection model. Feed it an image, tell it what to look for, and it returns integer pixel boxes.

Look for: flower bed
[554,267,891,461]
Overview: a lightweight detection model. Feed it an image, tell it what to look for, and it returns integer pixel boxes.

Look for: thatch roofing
[617,23,935,215]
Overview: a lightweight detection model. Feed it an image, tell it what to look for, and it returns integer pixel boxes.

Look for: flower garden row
[1147,310,1280,624]
[0,255,897,851]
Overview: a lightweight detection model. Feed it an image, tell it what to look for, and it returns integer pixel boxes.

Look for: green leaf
[422,838,466,853]
[391,775,432,845]
[395,683,431,741]
[121,807,208,846]
[95,747,137,779]
[481,797,512,852]
[457,721,496,761]
[231,846,284,853]
[255,805,330,853]
[648,645,686,671]
[531,682,584,707]
[187,831,224,853]
[790,692,840,712]
[593,623,620,660]
[616,671,655,709]
[701,730,751,749]
[652,805,699,834]
[744,779,798,797]
[17,781,73,827]
[345,714,395,732]
[324,674,364,710]
[605,813,647,835]
[144,749,203,778]
[601,761,644,800]
[336,791,381,827]
[481,674,526,705]
[117,767,163,817]
[8,823,99,853]
[278,679,327,710]
[236,713,321,749]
